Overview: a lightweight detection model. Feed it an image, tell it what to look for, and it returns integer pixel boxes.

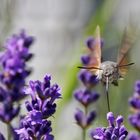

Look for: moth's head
[101,61,118,77]
[100,61,119,83]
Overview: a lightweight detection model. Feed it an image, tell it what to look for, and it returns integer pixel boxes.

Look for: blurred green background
[0,0,140,139]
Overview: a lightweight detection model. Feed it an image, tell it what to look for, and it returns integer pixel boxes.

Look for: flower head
[129,112,140,131]
[16,74,61,140]
[79,70,99,88]
[74,89,99,107]
[128,81,140,139]
[128,81,140,132]
[128,132,140,140]
[75,109,96,129]
[85,37,104,51]
[79,36,103,87]
[0,30,34,123]
[0,30,34,89]
[90,112,128,140]
[74,34,100,138]
[24,75,61,118]
[74,87,99,129]
[16,112,53,140]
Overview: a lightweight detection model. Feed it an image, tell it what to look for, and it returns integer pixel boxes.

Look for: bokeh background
[0,0,140,139]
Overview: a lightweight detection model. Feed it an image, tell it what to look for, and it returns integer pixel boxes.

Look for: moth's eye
[105,70,112,77]
[105,71,109,76]
[105,72,108,75]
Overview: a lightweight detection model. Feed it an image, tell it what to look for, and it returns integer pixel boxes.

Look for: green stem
[82,127,86,140]
[7,123,11,140]
[82,106,88,140]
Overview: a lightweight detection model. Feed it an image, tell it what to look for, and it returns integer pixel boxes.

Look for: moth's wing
[88,26,101,74]
[117,26,136,76]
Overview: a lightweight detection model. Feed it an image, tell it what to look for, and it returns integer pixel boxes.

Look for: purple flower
[107,112,115,127]
[16,111,53,140]
[128,132,140,140]
[0,30,34,123]
[128,81,140,132]
[134,80,140,95]
[0,30,33,88]
[85,37,104,51]
[24,75,61,118]
[79,70,99,88]
[74,89,99,107]
[91,127,105,140]
[129,112,140,131]
[16,74,61,140]
[86,37,95,50]
[81,55,90,65]
[129,97,140,109]
[81,36,103,66]
[90,112,128,140]
[74,33,100,140]
[0,100,20,123]
[79,36,103,87]
[75,109,96,129]
[74,83,99,130]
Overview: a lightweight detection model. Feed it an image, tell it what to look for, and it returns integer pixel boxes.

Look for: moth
[78,26,135,111]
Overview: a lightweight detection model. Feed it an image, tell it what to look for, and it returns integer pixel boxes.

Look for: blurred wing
[88,26,101,73]
[117,26,136,76]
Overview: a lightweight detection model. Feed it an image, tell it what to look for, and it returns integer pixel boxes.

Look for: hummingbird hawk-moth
[78,26,135,111]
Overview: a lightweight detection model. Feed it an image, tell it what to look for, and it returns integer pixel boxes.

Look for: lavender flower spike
[128,80,140,139]
[128,81,140,131]
[128,132,140,140]
[74,33,101,140]
[90,112,128,140]
[16,74,61,140]
[0,30,34,123]
[75,109,96,129]
[74,89,99,107]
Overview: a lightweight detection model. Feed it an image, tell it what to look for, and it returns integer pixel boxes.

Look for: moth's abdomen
[100,61,120,84]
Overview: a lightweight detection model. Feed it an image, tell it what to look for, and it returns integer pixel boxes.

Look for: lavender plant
[90,112,128,140]
[74,27,136,140]
[0,30,34,139]
[0,30,62,140]
[128,81,140,139]
[15,74,61,140]
[74,37,100,140]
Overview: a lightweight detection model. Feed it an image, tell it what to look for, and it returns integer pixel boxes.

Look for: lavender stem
[7,123,11,140]
[82,127,86,140]
[82,106,88,140]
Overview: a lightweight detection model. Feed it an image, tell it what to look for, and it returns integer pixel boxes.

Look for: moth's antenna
[105,76,110,112]
[78,66,102,70]
[117,62,134,68]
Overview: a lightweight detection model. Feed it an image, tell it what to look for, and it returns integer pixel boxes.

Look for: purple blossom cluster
[0,30,34,123]
[79,70,99,89]
[74,37,100,139]
[128,81,140,139]
[81,37,103,67]
[80,37,102,88]
[74,89,99,107]
[16,74,61,140]
[74,89,99,128]
[90,112,128,140]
